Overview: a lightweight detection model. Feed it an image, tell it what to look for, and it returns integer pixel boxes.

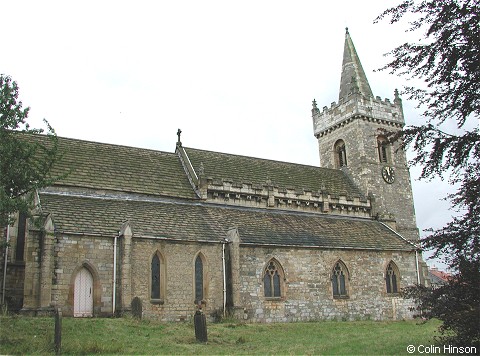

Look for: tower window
[334,140,347,168]
[377,136,389,163]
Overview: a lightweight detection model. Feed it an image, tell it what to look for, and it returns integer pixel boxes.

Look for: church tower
[312,28,419,243]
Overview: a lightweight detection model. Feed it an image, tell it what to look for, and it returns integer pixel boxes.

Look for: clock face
[382,166,395,184]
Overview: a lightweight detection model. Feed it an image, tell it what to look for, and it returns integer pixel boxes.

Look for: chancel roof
[185,147,364,199]
[39,193,413,251]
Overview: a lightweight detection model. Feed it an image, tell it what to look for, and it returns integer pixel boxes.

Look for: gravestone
[194,310,208,342]
[131,297,142,319]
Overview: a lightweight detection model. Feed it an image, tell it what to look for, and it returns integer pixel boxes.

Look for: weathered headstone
[194,310,208,343]
[131,297,142,319]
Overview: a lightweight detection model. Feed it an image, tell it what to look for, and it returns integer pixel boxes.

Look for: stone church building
[1,30,429,322]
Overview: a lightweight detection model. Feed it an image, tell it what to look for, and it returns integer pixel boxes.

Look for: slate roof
[23,133,364,201]
[184,147,364,199]
[39,193,414,251]
[38,193,224,240]
[26,134,197,200]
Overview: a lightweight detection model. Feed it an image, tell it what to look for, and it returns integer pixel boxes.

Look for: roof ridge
[26,132,177,156]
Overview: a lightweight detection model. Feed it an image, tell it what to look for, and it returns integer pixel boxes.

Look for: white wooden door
[74,267,93,317]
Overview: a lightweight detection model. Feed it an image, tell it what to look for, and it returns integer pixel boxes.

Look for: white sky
[2,1,457,270]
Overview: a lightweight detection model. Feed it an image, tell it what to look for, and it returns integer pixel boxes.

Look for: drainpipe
[112,233,118,315]
[2,223,11,305]
[415,249,421,285]
[222,238,227,318]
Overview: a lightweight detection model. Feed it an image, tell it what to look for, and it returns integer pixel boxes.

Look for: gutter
[222,238,228,317]
[112,233,118,315]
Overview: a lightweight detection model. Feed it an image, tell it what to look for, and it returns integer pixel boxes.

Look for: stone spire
[338,28,373,100]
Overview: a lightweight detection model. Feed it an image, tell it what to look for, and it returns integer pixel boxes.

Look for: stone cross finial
[177,129,182,144]
[312,99,317,109]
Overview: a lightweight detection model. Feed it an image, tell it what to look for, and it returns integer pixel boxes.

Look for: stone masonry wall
[130,239,225,321]
[316,118,419,242]
[52,234,115,316]
[238,246,417,322]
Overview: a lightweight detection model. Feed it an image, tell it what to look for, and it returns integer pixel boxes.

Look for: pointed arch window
[151,252,165,303]
[331,261,349,298]
[264,259,284,299]
[334,140,347,168]
[194,254,206,304]
[386,262,400,294]
[377,136,390,163]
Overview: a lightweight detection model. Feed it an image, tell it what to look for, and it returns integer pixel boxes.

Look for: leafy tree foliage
[0,74,60,229]
[375,0,479,347]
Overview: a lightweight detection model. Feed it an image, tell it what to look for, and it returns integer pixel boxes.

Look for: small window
[150,251,165,302]
[386,262,400,294]
[334,140,347,168]
[332,261,349,298]
[377,136,389,163]
[151,254,160,299]
[195,254,204,303]
[264,259,284,298]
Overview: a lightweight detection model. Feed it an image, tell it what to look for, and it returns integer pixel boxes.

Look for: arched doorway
[74,267,93,317]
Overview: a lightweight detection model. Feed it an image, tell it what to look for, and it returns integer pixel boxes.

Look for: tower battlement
[312,92,404,138]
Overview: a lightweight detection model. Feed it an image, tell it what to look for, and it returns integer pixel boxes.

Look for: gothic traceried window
[334,140,347,168]
[386,262,400,294]
[332,261,349,297]
[264,259,283,298]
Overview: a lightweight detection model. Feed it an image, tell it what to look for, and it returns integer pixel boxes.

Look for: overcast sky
[2,1,459,270]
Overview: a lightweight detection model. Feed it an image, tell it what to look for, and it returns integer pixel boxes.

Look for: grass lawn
[0,315,440,355]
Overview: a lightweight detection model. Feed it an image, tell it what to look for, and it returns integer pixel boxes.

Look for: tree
[0,74,60,230]
[375,0,479,347]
